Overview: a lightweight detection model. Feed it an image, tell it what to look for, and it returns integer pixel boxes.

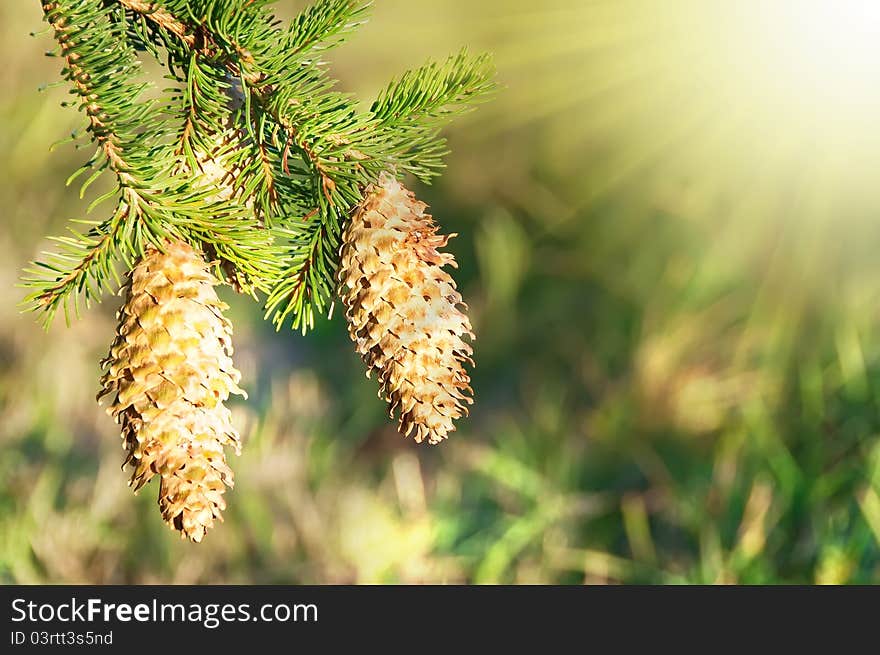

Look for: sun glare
[760,0,880,92]
[714,0,880,113]
[353,0,880,235]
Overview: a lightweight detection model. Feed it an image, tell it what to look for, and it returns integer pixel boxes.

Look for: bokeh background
[4,0,880,583]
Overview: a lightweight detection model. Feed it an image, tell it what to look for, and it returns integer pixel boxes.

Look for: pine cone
[338,173,474,444]
[98,240,245,542]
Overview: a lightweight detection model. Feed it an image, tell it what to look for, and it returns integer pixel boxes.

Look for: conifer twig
[25,0,495,331]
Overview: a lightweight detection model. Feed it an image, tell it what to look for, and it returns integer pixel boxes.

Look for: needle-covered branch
[24,0,495,332]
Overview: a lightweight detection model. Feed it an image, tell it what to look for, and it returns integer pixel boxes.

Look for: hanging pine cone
[338,173,474,444]
[98,240,245,542]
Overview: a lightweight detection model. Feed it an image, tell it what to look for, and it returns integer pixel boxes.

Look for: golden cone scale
[338,173,474,444]
[98,240,244,542]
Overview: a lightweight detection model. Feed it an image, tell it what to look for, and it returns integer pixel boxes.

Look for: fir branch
[22,204,135,326]
[372,51,496,122]
[27,0,280,324]
[286,0,371,55]
[117,0,362,183]
[24,0,155,323]
[118,0,338,234]
[121,1,370,329]
[26,0,494,332]
[364,50,497,181]
[44,0,155,189]
[264,219,330,334]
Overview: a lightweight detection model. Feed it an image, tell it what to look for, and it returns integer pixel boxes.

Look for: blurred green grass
[3,0,880,584]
